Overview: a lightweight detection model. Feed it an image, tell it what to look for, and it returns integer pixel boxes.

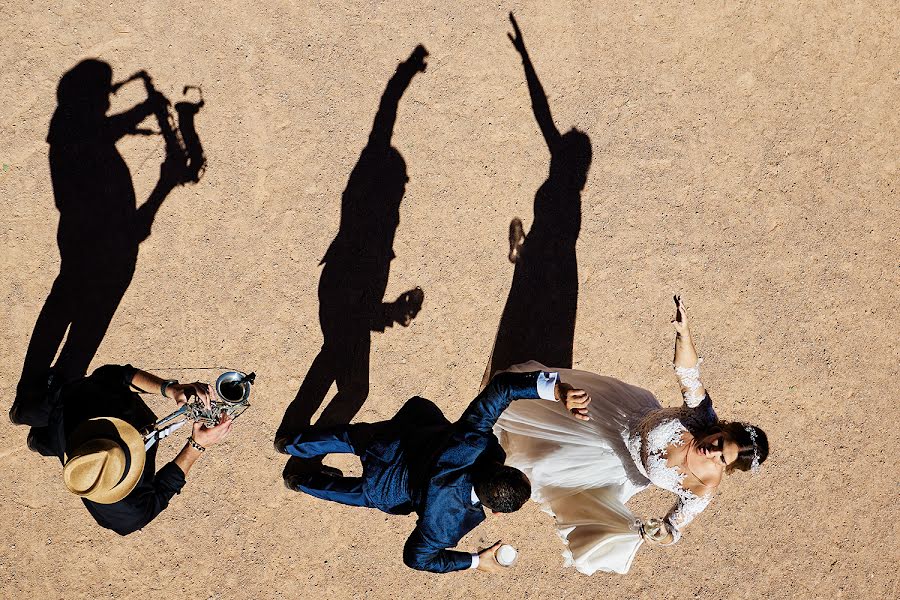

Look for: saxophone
[143,371,255,450]
[113,71,206,185]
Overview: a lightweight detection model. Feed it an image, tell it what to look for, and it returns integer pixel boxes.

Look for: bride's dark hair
[695,422,769,474]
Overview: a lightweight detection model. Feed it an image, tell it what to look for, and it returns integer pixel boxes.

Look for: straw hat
[63,417,146,504]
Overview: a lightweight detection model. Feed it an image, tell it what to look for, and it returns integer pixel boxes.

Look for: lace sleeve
[661,491,712,544]
[674,358,705,408]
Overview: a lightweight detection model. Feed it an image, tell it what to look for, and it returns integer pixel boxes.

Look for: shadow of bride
[482,14,592,386]
[11,59,203,427]
[277,46,428,477]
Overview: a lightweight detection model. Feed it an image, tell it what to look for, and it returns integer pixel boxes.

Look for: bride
[492,296,770,574]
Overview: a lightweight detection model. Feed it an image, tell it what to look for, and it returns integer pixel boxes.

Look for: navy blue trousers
[284,398,446,509]
[283,424,372,507]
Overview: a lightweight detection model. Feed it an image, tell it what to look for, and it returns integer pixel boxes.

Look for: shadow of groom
[277,46,428,477]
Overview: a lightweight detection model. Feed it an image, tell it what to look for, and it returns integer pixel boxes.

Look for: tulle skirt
[494,361,661,574]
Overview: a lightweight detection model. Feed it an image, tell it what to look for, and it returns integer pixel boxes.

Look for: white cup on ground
[495,544,518,567]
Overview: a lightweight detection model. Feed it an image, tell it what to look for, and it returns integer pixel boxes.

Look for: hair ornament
[746,425,761,474]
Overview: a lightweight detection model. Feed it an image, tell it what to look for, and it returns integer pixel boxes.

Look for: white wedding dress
[493,360,718,575]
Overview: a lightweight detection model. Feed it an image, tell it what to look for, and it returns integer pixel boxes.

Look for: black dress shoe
[283,465,344,492]
[26,427,56,457]
[8,388,35,425]
[8,403,24,426]
[11,370,61,426]
[319,465,343,478]
[283,473,301,491]
[274,435,291,455]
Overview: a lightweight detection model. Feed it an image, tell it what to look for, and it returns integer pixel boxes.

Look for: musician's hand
[159,154,188,187]
[192,412,233,447]
[145,88,169,113]
[169,382,212,408]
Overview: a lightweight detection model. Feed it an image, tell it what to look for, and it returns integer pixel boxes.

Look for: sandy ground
[1,1,898,598]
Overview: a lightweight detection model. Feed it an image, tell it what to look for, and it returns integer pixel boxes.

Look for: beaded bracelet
[187,436,206,452]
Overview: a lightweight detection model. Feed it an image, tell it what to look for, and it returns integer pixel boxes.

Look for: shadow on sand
[11,59,205,427]
[277,46,428,478]
[482,14,592,386]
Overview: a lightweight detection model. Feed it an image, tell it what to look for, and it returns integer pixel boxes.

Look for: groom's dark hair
[473,465,531,513]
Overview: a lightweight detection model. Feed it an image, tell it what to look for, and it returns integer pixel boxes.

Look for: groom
[275,370,590,573]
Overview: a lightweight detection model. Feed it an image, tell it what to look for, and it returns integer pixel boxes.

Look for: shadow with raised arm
[277,46,427,477]
[10,60,204,427]
[483,14,592,386]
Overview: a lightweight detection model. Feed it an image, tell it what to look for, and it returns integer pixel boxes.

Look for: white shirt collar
[471,487,480,505]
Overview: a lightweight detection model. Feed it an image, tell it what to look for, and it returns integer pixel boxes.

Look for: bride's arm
[664,492,712,544]
[671,295,706,407]
[645,492,713,545]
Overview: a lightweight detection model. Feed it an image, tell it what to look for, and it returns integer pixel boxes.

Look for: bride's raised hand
[555,382,591,421]
[671,294,690,336]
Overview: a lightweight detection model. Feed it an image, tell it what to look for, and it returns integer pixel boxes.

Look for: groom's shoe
[11,370,62,426]
[284,465,344,492]
[320,465,343,478]
[274,435,291,455]
[284,473,304,492]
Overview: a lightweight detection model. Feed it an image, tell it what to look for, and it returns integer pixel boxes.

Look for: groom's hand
[404,44,429,73]
[555,382,592,421]
[475,541,505,573]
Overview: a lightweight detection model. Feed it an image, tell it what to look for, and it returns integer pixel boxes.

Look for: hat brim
[65,417,146,504]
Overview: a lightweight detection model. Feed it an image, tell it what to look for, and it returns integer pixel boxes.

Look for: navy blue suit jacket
[360,371,543,573]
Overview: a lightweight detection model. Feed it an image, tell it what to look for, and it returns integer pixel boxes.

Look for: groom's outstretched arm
[458,371,558,433]
[403,525,474,573]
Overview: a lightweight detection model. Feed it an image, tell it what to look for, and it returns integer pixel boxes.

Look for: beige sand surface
[1,2,898,598]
